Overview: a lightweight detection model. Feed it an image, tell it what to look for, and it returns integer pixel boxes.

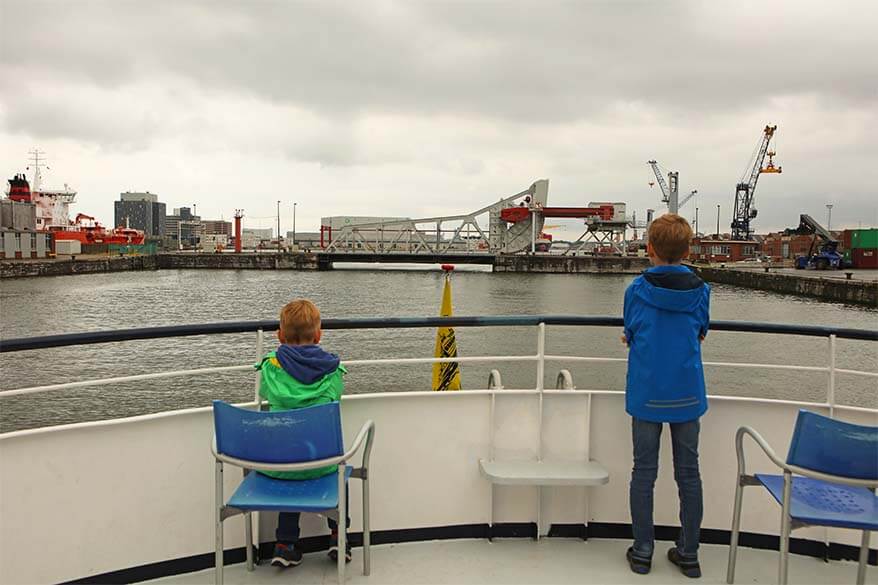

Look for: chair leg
[338,466,347,584]
[215,461,224,585]
[778,473,792,585]
[857,530,870,585]
[726,477,745,584]
[363,476,371,576]
[245,511,254,572]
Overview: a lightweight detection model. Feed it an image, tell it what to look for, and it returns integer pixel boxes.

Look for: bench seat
[479,459,609,486]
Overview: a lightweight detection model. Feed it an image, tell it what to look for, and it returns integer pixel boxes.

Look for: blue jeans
[629,418,703,560]
[276,485,350,544]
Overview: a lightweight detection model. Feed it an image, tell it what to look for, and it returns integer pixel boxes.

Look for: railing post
[536,322,546,540]
[536,322,546,461]
[828,334,836,418]
[254,329,264,405]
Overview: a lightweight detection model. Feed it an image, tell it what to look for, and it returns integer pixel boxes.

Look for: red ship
[6,152,145,245]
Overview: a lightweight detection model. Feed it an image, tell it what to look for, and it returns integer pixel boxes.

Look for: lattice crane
[730,125,782,240]
[648,161,696,214]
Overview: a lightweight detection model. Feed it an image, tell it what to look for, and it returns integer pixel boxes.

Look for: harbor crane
[730,125,782,240]
[647,160,697,214]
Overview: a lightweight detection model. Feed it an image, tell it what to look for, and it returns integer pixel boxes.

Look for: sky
[1,0,876,239]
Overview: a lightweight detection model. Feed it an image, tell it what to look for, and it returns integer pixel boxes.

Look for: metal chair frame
[212,413,375,585]
[727,425,876,585]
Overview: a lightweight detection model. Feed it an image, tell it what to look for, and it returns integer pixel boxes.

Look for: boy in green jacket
[257,299,348,568]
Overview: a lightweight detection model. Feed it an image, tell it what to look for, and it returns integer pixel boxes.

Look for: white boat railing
[1,316,876,432]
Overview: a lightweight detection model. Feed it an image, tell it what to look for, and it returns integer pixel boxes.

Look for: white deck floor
[150,538,876,585]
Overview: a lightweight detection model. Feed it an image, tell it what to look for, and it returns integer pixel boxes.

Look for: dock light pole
[826,204,833,232]
[695,207,699,236]
[716,205,721,238]
[276,200,281,253]
[292,202,297,249]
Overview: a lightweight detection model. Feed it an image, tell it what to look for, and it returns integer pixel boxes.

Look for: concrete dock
[1,252,651,278]
[690,264,877,306]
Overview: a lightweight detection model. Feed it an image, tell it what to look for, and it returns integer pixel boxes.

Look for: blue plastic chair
[727,410,878,585]
[211,400,375,585]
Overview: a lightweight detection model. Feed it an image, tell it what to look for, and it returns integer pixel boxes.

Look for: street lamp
[826,204,833,232]
[276,200,281,253]
[715,204,721,239]
[292,202,297,249]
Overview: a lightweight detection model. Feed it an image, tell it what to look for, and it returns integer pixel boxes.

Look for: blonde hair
[279,299,321,344]
[648,214,693,263]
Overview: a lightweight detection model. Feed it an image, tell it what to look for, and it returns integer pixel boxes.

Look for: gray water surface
[1,268,876,432]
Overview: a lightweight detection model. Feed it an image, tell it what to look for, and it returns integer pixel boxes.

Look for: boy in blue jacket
[622,214,709,579]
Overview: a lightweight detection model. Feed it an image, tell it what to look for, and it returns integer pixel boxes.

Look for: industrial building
[1,199,36,231]
[689,236,759,263]
[241,227,273,249]
[202,220,232,237]
[286,231,321,251]
[0,197,50,259]
[114,192,166,237]
[165,207,201,249]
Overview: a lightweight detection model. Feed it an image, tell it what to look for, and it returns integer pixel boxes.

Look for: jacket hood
[634,265,707,313]
[275,344,341,385]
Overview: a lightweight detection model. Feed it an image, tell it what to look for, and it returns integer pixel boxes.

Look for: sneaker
[626,546,651,575]
[328,531,352,563]
[271,543,303,568]
[668,547,701,578]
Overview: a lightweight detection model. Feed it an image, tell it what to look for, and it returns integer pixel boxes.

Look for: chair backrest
[786,410,878,480]
[213,400,344,464]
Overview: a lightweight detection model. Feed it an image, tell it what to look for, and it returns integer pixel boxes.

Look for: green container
[108,242,157,255]
[850,228,878,249]
[843,250,852,262]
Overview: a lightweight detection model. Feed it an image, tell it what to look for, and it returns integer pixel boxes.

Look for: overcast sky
[2,0,876,238]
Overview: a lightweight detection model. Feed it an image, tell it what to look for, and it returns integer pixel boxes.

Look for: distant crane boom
[730,125,782,240]
[679,189,697,209]
[647,160,670,203]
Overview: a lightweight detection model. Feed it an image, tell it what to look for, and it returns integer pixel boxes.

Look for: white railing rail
[1,319,876,433]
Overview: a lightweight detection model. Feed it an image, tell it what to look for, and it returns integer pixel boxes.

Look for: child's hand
[699,335,705,343]
[621,334,628,347]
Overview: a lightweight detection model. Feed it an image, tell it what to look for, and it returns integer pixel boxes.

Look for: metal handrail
[2,315,876,352]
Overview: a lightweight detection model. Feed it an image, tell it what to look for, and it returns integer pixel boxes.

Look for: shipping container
[851,248,878,269]
[842,229,853,250]
[851,228,878,250]
[55,240,82,255]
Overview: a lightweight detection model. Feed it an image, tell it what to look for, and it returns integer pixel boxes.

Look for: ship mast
[28,149,46,192]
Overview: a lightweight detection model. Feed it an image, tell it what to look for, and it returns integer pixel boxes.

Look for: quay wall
[0,255,158,279]
[156,252,321,271]
[691,265,877,306]
[494,254,649,274]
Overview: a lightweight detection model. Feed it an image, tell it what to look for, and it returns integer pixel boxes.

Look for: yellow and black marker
[432,264,461,391]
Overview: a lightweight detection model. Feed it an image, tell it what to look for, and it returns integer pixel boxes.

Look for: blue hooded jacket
[623,264,710,423]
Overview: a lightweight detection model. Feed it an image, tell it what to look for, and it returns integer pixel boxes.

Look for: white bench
[481,365,610,538]
[479,459,609,487]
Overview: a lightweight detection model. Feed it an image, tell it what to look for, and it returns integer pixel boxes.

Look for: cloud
[0,0,876,235]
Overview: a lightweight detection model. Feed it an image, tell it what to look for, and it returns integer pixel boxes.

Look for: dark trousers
[276,485,350,544]
[629,417,703,560]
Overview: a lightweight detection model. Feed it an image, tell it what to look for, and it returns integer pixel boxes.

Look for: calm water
[1,268,876,432]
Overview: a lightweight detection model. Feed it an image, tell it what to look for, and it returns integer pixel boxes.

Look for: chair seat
[227,466,353,512]
[755,473,878,530]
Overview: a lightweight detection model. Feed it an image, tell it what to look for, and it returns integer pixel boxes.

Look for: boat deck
[150,538,875,584]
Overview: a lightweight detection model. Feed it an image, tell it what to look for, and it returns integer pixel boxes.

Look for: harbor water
[1,268,876,433]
